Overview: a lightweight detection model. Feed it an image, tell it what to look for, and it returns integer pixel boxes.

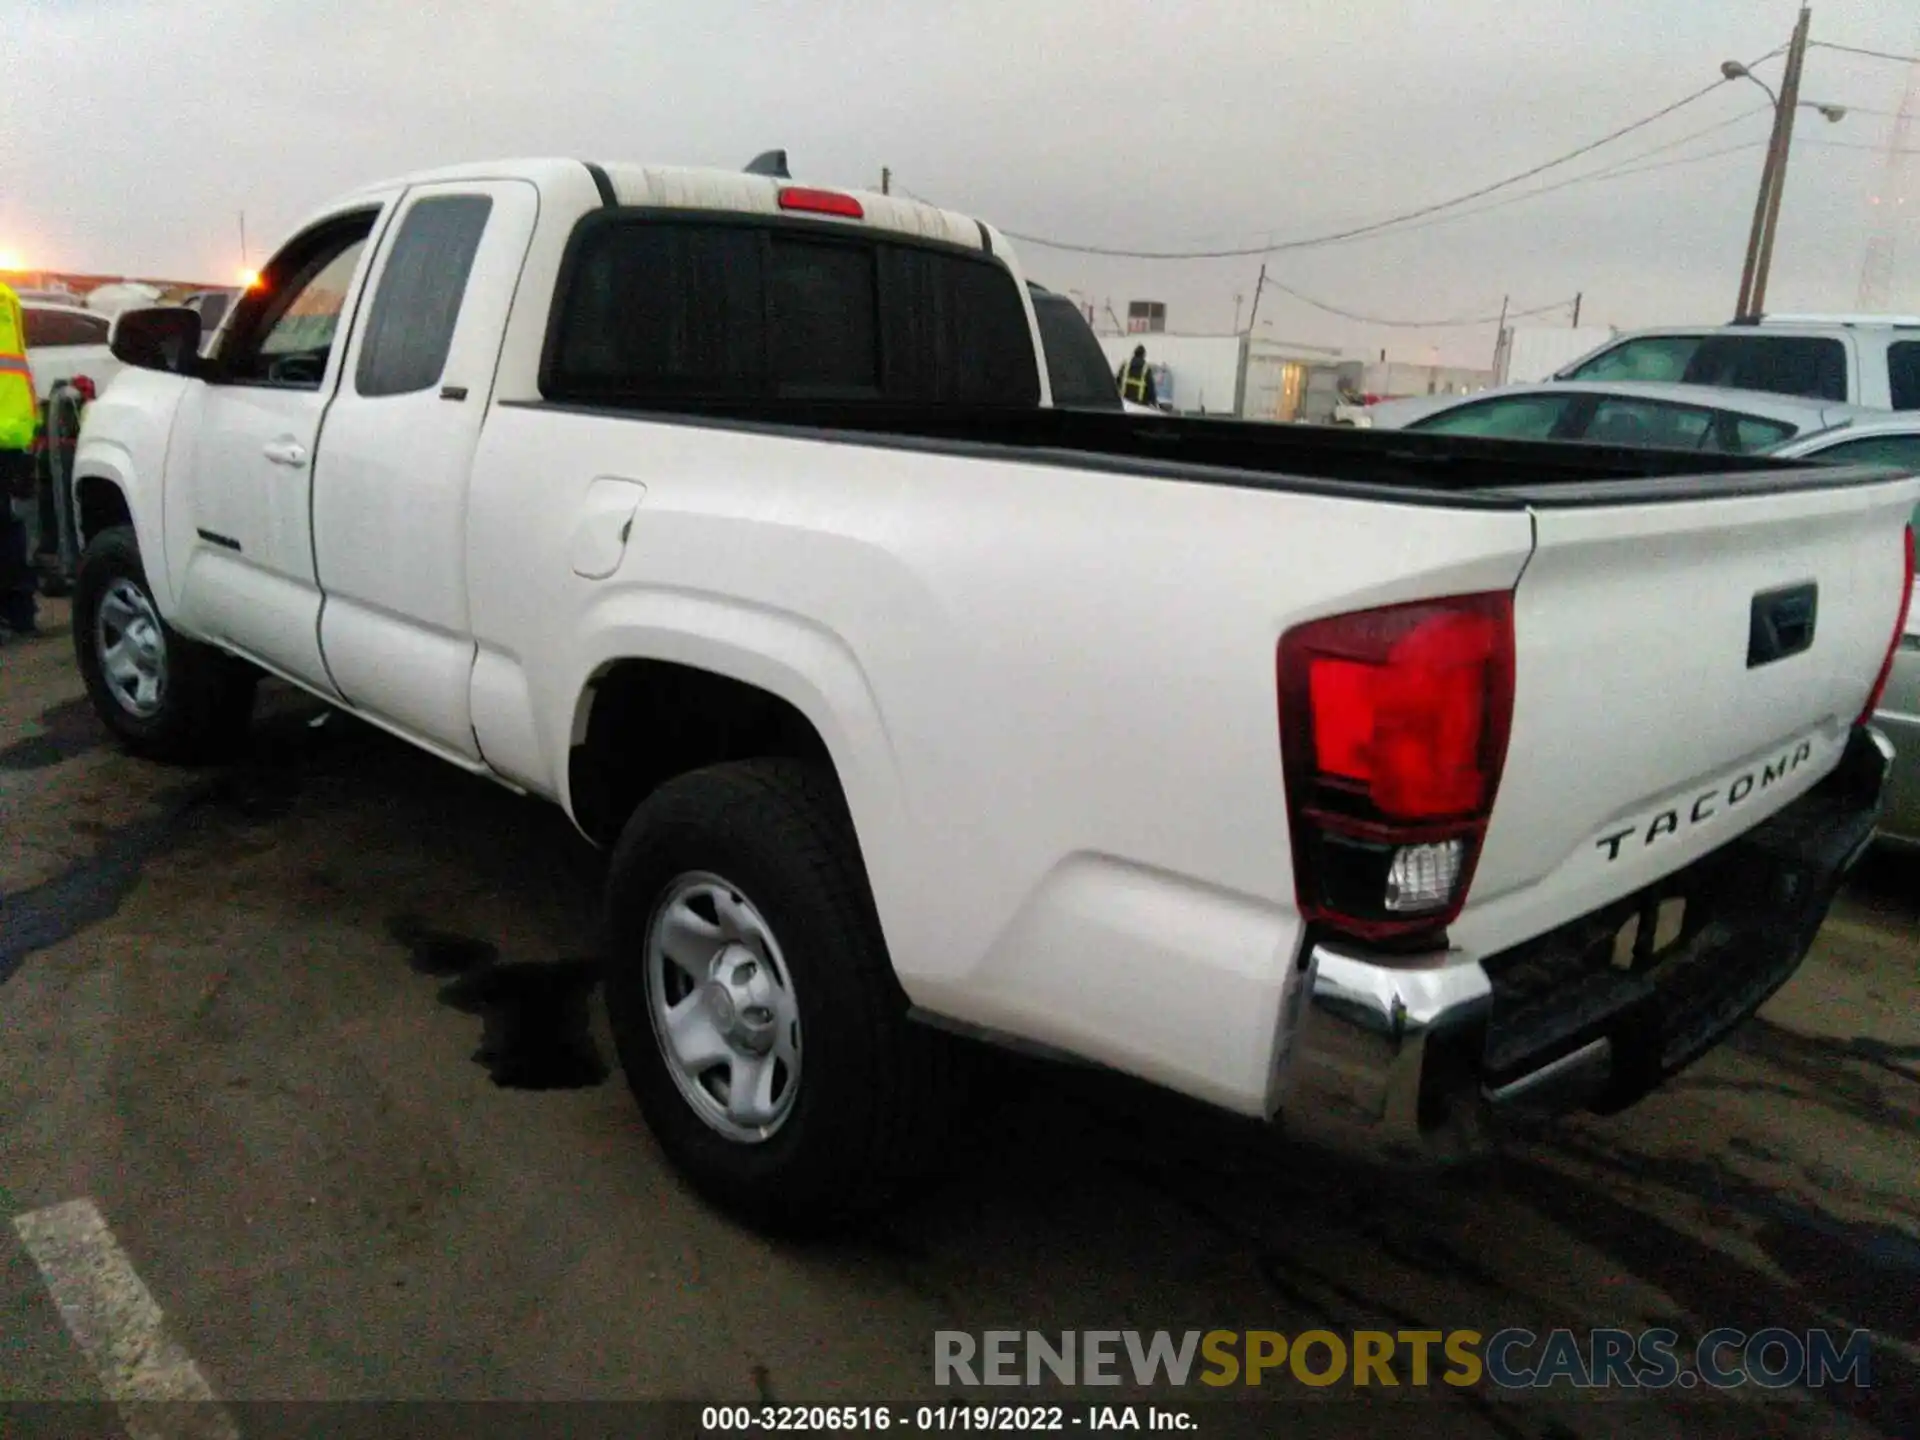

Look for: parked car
[1552,314,1920,410]
[179,288,241,356]
[72,157,1917,1234]
[1765,417,1920,846]
[21,301,119,401]
[1368,381,1863,453]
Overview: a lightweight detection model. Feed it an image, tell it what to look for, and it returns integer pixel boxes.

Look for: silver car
[1364,381,1868,453]
[1766,418,1920,846]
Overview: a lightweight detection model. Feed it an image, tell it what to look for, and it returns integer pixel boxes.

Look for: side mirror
[109,307,203,376]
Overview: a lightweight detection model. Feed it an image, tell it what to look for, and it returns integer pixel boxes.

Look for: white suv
[1554,314,1920,411]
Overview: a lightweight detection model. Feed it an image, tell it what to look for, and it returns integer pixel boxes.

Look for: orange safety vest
[0,283,37,453]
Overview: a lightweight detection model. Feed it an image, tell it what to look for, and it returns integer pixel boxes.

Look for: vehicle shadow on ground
[17,687,1914,1437]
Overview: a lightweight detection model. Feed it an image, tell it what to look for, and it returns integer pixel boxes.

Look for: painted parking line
[12,1198,240,1440]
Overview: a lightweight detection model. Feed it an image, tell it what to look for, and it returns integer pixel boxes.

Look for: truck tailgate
[1455,471,1918,957]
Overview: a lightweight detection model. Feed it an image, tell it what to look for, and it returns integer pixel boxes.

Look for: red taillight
[1859,523,1915,725]
[1278,592,1516,945]
[777,186,864,220]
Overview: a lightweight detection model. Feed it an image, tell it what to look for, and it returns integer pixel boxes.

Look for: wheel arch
[71,442,177,615]
[557,617,913,946]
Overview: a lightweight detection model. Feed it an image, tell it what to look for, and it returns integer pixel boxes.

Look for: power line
[1253,274,1576,328]
[905,124,1767,273]
[1801,137,1920,155]
[1258,136,1766,249]
[1809,40,1920,67]
[998,52,1782,260]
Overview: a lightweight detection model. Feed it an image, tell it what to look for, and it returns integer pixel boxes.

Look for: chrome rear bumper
[1271,725,1892,1162]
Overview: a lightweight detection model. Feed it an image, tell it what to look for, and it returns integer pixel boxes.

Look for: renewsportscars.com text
[934,1328,1873,1391]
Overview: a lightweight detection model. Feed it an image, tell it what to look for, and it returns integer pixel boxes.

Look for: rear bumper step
[1272,724,1893,1162]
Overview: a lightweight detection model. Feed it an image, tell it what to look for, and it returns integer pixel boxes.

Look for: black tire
[604,759,963,1235]
[72,525,256,763]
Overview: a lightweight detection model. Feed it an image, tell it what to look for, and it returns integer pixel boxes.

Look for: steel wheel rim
[644,870,803,1143]
[94,578,169,719]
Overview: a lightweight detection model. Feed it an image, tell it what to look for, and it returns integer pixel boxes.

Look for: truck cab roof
[326,157,1000,255]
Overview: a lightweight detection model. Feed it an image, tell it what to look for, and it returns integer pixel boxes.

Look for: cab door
[309,179,540,763]
[169,199,397,693]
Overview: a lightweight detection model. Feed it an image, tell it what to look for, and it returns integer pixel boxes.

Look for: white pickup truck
[72,158,1917,1233]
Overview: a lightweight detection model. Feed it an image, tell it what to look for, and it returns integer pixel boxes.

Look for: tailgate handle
[1748,582,1818,668]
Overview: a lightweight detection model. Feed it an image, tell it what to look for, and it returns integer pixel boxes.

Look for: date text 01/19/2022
[700,1405,1196,1432]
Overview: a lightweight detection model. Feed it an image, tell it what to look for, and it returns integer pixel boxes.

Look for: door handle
[262,439,308,468]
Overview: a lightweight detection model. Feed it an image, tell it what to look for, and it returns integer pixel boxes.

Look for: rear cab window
[542,211,1040,409]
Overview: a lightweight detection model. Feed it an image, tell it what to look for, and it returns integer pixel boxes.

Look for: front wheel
[72,525,256,763]
[603,759,965,1234]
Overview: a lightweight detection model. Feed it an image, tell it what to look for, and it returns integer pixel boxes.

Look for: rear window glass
[1803,434,1920,470]
[1889,341,1920,410]
[544,215,1039,408]
[769,237,880,397]
[1030,291,1122,410]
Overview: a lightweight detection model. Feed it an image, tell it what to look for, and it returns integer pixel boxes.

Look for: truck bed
[505,397,1884,506]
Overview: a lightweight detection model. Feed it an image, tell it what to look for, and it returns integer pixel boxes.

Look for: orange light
[239,269,261,289]
[0,250,24,273]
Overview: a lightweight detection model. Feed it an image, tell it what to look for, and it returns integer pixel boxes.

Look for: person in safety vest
[1117,344,1157,407]
[0,279,40,638]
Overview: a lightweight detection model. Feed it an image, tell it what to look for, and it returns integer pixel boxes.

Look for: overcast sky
[4,0,1916,364]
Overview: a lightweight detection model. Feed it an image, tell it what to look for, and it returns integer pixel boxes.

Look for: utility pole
[239,212,249,272]
[1749,6,1813,318]
[1492,294,1509,373]
[1233,293,1244,332]
[880,167,891,195]
[1245,263,1267,334]
[1735,7,1812,318]
[1571,292,1582,326]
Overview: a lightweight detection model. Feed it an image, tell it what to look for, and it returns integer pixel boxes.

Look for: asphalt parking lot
[3,602,1916,1440]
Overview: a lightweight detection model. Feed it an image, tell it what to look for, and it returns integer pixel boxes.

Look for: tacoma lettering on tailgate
[1593,738,1818,863]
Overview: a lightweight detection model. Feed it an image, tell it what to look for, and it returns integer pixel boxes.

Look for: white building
[1096,333,1350,421]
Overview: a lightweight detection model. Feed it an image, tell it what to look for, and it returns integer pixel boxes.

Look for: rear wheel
[72,525,256,763]
[603,759,964,1234]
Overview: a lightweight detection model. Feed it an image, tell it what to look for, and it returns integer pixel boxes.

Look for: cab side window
[218,213,378,389]
[356,195,494,397]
